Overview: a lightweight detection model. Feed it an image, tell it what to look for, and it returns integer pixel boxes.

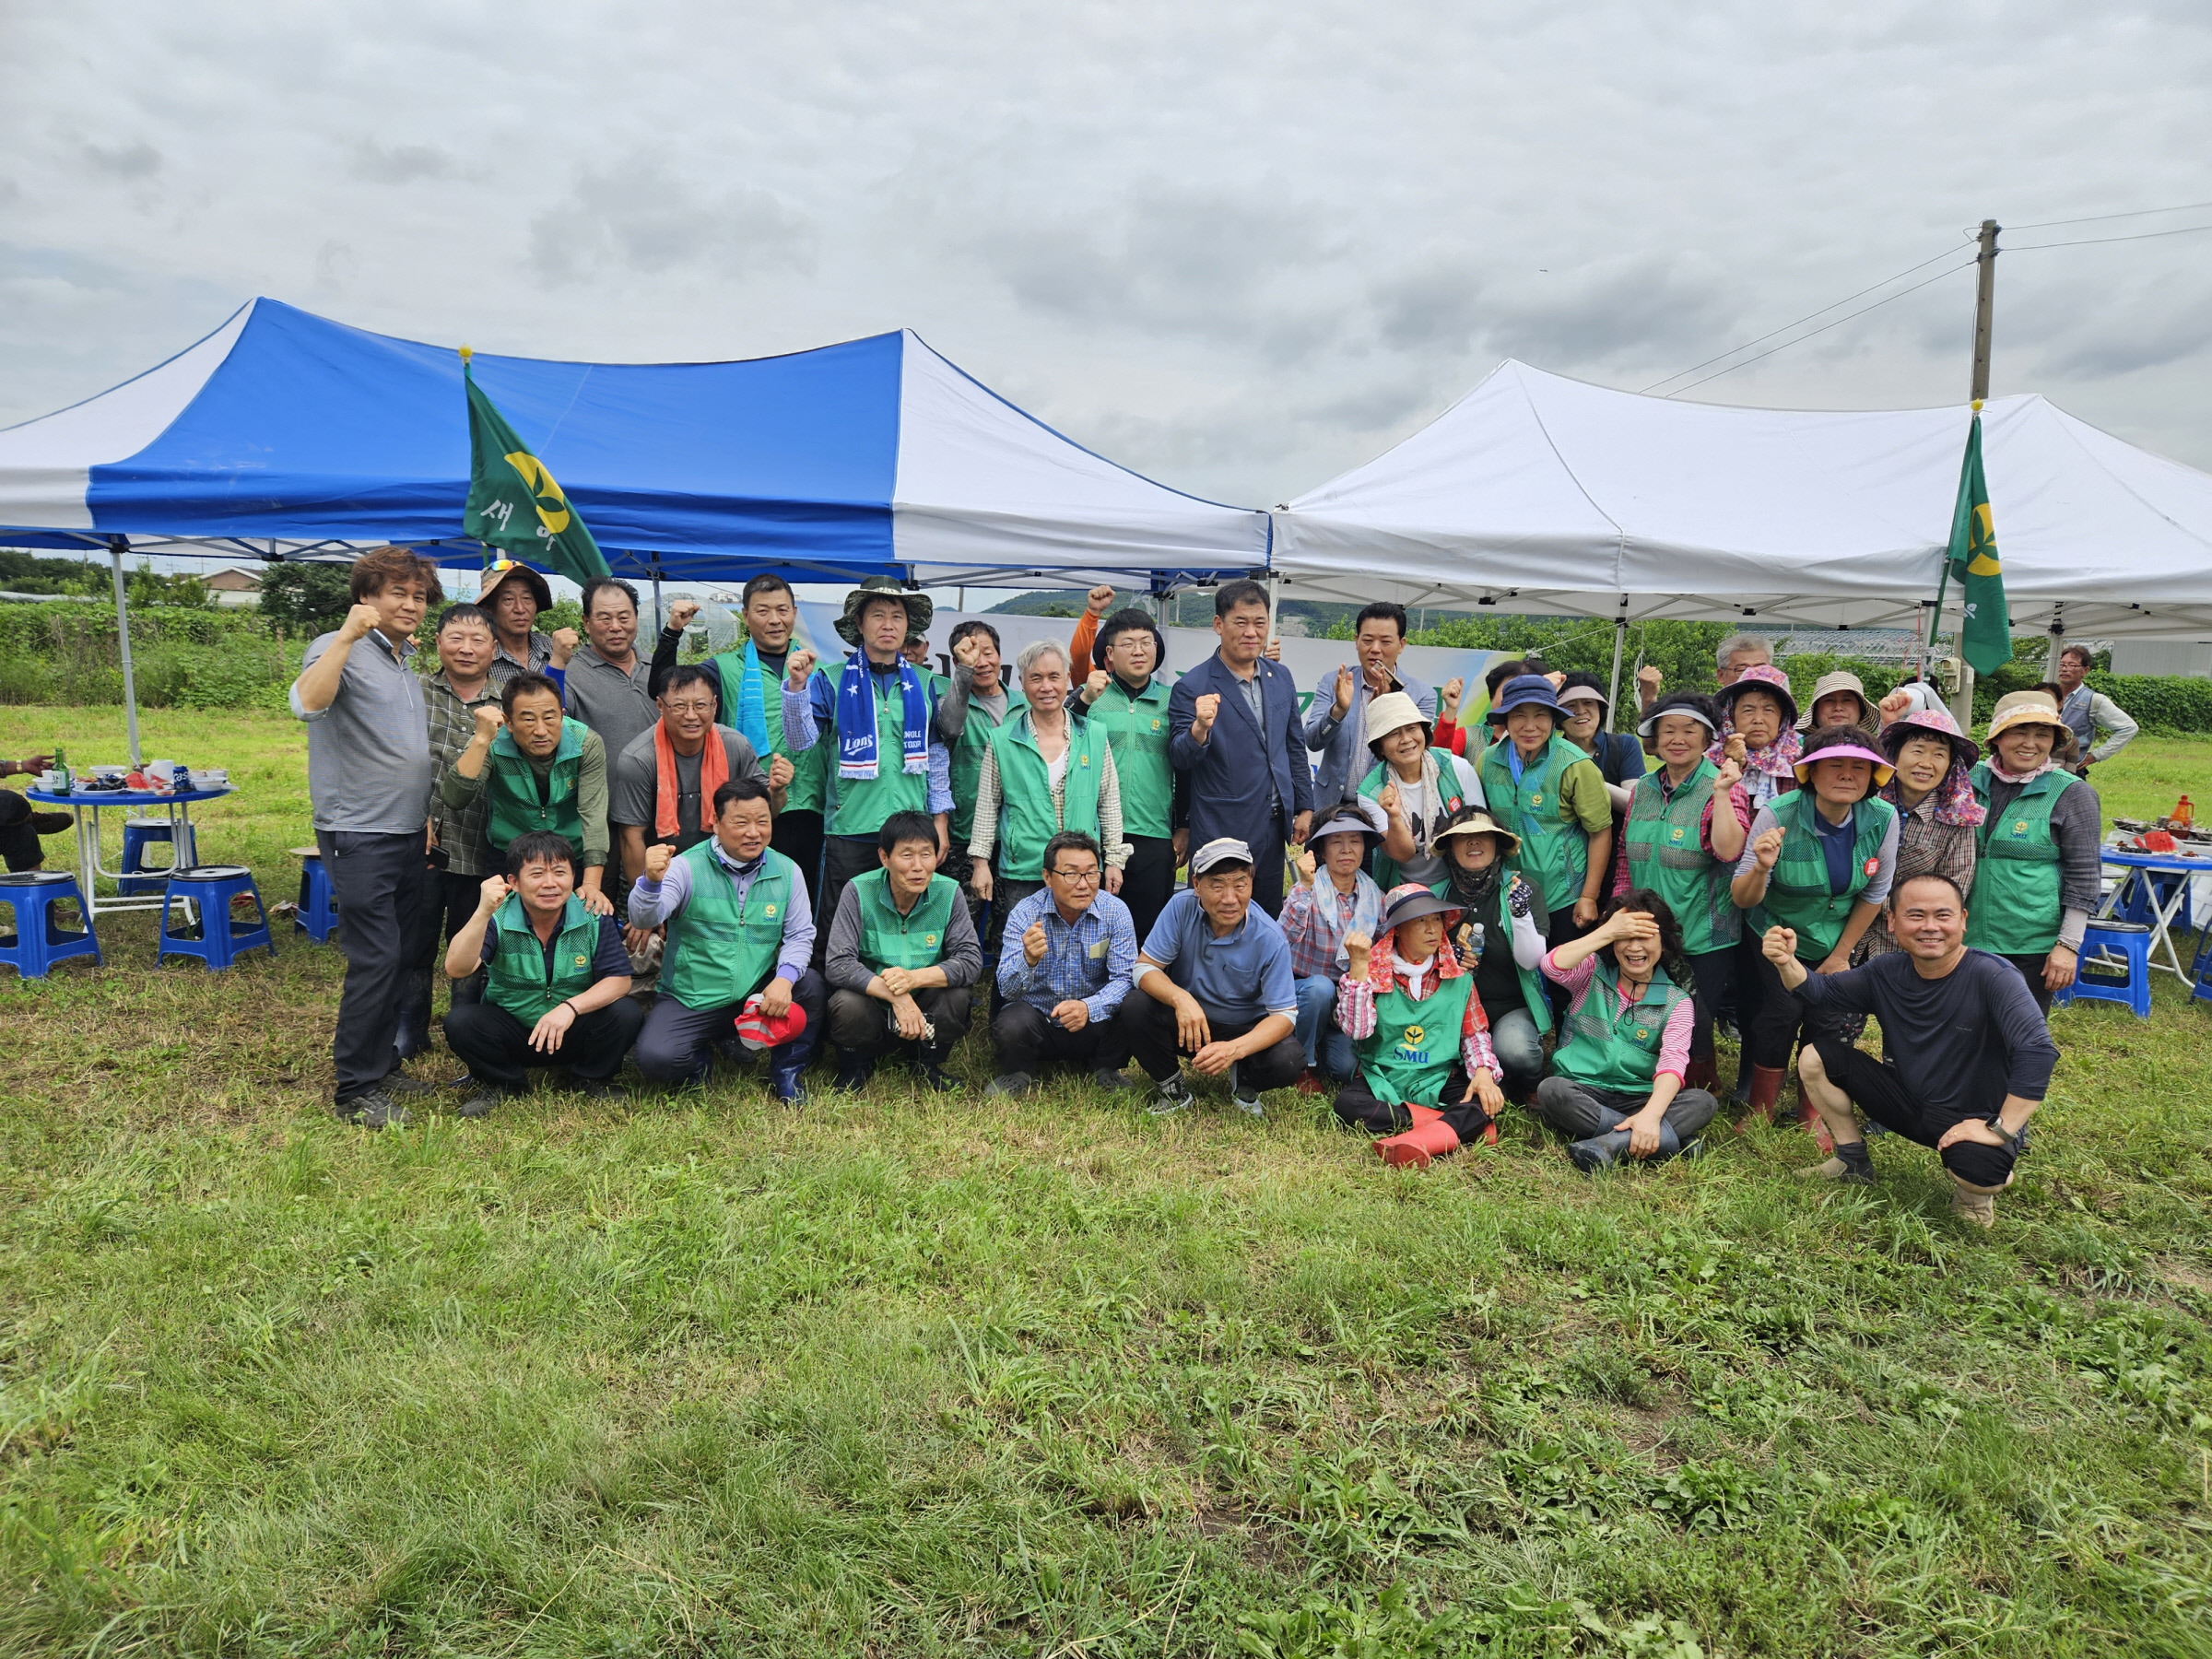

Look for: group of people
[286,548,2107,1228]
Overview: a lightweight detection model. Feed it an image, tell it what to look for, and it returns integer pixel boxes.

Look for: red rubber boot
[1735,1065,1786,1129]
[1374,1119,1464,1169]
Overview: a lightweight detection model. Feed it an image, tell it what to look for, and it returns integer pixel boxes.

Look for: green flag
[1946,411,2010,677]
[461,352,609,586]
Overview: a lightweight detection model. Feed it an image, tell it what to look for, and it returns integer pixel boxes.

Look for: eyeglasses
[664,700,715,716]
[1047,866,1100,884]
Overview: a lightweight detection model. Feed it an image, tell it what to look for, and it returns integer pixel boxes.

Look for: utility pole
[1949,218,1999,730]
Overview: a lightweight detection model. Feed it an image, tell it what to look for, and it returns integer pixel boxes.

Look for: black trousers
[1745,948,1863,1070]
[1252,840,1288,920]
[772,808,824,901]
[991,998,1127,1077]
[0,789,53,873]
[1995,952,2057,1018]
[1113,992,1305,1091]
[317,830,430,1104]
[443,997,646,1092]
[827,983,971,1061]
[1333,1062,1488,1138]
[1809,1036,2022,1188]
[815,835,881,968]
[1681,945,1739,1065]
[633,968,828,1081]
[1119,833,1177,947]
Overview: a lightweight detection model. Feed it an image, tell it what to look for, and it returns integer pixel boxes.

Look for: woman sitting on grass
[1533,891,1719,1173]
[1333,885,1506,1169]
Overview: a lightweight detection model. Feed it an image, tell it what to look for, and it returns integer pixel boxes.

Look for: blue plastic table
[2097,845,2211,980]
[27,786,235,919]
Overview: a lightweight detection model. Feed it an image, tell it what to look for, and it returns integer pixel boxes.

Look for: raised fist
[1343,931,1373,975]
[1084,668,1111,701]
[1294,846,1317,887]
[1878,687,1912,720]
[1439,677,1465,720]
[1022,919,1050,965]
[477,874,512,912]
[340,601,386,642]
[1636,664,1665,697]
[768,753,794,791]
[1506,874,1533,919]
[1086,584,1116,617]
[472,702,507,739]
[1724,733,1748,767]
[548,626,579,668]
[666,599,701,632]
[1190,692,1220,739]
[1761,924,1799,965]
[643,842,674,882]
[785,648,816,688]
[952,633,983,667]
[1712,754,1744,792]
[1377,782,1403,820]
[1751,825,1784,871]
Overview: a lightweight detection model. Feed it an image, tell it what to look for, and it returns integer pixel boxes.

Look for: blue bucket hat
[1492,674,1566,721]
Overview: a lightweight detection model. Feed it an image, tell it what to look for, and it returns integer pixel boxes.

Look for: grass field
[4,706,2210,1657]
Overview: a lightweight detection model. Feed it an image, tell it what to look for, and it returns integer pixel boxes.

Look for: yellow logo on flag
[1966,502,2001,576]
[502,451,573,536]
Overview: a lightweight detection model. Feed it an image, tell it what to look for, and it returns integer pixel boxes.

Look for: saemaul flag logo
[461,347,610,587]
[1947,411,2010,677]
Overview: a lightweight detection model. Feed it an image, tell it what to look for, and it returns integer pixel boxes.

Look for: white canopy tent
[1272,359,2212,646]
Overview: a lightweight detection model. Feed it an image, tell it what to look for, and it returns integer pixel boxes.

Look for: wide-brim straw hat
[835,575,933,647]
[1715,663,1798,727]
[1985,689,2069,744]
[1794,669,1877,733]
[1434,806,1522,857]
[1363,689,1430,749]
[1878,706,1980,771]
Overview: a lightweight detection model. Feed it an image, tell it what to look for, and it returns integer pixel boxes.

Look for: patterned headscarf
[1878,708,1984,828]
[1364,883,1466,992]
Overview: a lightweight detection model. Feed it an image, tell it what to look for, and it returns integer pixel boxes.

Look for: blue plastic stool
[0,871,102,979]
[2190,929,2212,1007]
[119,816,194,896]
[293,848,336,943]
[157,865,276,971]
[2115,869,2191,935]
[2057,920,2153,1019]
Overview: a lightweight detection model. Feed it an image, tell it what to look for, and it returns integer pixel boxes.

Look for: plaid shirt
[995,887,1138,1023]
[1279,870,1385,978]
[424,670,500,877]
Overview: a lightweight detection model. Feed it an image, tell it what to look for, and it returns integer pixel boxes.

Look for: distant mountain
[983,588,1360,636]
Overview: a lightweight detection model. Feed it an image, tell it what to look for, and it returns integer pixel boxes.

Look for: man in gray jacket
[2054,644,2137,778]
[1303,602,1435,806]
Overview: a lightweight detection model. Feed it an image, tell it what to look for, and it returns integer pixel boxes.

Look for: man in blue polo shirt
[1112,836,1304,1117]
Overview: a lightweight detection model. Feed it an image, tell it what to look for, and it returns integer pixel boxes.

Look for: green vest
[947,678,1026,844]
[1753,790,1897,958]
[1085,675,1173,839]
[1623,760,1740,956]
[1356,970,1475,1107]
[1430,877,1552,1038]
[711,645,827,814]
[483,893,603,1024]
[1478,735,1594,912]
[663,841,796,1011]
[485,723,582,853]
[829,672,935,839]
[1554,958,1689,1096]
[1358,749,1470,889]
[1965,764,2076,956]
[853,867,959,971]
[984,712,1105,882]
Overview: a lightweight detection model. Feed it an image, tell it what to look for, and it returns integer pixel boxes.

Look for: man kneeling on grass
[1762,872,2056,1228]
[1112,837,1304,1117]
[1332,884,1504,1169]
[441,830,644,1117]
[987,830,1138,1099]
[629,776,826,1101]
[823,809,982,1093]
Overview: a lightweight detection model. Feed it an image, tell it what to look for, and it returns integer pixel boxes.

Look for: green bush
[2084,674,2212,736]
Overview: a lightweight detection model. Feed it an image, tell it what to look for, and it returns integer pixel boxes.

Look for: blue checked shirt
[996,888,1138,1023]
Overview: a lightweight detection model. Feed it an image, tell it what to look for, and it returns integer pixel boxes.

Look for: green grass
[4,709,2211,1656]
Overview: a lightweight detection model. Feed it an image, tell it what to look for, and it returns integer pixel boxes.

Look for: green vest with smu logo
[1358,748,1470,889]
[985,711,1105,882]
[946,678,1027,845]
[1624,760,1740,956]
[1478,734,1594,913]
[1554,957,1689,1096]
[1753,790,1896,959]
[1356,970,1474,1108]
[710,645,828,815]
[485,722,582,853]
[852,867,959,972]
[830,670,935,838]
[1964,763,2077,956]
[1086,675,1173,839]
[1430,876,1553,1038]
[484,893,603,1025]
[663,841,795,1010]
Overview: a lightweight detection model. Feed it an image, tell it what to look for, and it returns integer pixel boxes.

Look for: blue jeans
[1486,1006,1546,1100]
[1294,973,1358,1079]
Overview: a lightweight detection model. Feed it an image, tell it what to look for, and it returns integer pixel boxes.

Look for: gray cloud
[350,141,455,183]
[529,154,816,285]
[80,140,159,179]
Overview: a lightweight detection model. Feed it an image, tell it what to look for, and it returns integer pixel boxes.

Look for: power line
[1640,240,1971,394]
[2007,199,2212,230]
[1664,259,1980,397]
[2008,221,2212,251]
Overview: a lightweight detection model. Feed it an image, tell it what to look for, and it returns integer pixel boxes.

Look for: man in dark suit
[1169,580,1315,916]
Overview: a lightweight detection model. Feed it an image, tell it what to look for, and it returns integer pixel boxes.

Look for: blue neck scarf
[837,653,930,781]
[733,640,771,759]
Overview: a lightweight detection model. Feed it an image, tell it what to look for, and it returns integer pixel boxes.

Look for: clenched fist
[643,842,674,882]
[548,626,579,668]
[1761,924,1799,965]
[1878,687,1913,720]
[1086,584,1116,617]
[1343,930,1373,977]
[472,702,507,740]
[785,648,816,688]
[1712,755,1744,792]
[1294,846,1317,887]
[339,601,387,642]
[1750,825,1784,872]
[768,754,794,791]
[1440,677,1465,721]
[1022,919,1050,965]
[1084,668,1110,701]
[477,875,513,913]
[1190,692,1221,740]
[666,599,701,632]
[1724,733,1748,767]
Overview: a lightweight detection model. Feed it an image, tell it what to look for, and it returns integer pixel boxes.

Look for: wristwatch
[1984,1115,2029,1156]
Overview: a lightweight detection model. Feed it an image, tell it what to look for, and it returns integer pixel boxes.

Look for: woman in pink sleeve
[1532,888,1717,1172]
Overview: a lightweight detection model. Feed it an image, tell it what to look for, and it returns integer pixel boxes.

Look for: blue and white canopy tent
[0,298,1268,758]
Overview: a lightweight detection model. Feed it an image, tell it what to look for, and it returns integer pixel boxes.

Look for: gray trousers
[1534,1077,1720,1141]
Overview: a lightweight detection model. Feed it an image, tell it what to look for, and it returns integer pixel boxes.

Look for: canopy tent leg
[650,560,665,639]
[108,536,143,768]
[1605,606,1628,732]
[2044,609,2065,677]
[1265,572,1282,650]
[1948,661,1977,733]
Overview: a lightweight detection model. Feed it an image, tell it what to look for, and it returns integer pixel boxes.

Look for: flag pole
[1949,217,2000,728]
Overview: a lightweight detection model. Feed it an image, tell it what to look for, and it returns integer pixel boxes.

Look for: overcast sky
[4,1,2209,511]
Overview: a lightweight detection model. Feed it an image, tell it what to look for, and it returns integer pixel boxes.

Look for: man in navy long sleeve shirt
[1765,871,2059,1228]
